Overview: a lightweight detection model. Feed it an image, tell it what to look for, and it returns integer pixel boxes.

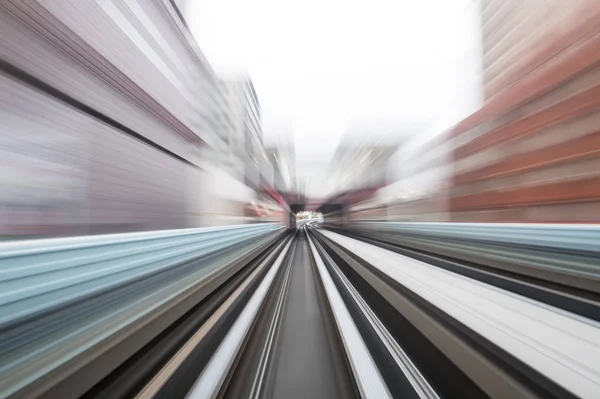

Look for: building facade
[0,0,238,237]
[377,0,484,222]
[449,0,600,222]
[219,77,271,189]
[371,0,600,223]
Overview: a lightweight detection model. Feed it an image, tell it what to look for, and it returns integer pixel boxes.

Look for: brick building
[449,0,600,222]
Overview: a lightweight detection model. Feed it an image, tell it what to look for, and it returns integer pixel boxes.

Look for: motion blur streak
[2,0,600,238]
[0,0,282,240]
[344,0,600,225]
[1,1,600,399]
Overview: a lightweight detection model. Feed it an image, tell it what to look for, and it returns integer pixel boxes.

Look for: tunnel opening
[290,204,305,214]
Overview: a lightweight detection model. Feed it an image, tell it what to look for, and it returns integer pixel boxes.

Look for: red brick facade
[449,0,600,222]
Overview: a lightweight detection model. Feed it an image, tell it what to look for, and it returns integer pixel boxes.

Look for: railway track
[80,224,600,399]
[3,224,599,399]
[90,226,394,399]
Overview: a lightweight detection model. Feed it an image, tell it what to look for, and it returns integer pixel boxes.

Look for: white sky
[187,0,481,196]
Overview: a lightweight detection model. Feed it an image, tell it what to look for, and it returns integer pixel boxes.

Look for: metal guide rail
[353,222,600,252]
[0,224,284,399]
[114,224,444,399]
[130,226,392,399]
[346,221,600,294]
[3,222,598,399]
[315,227,600,399]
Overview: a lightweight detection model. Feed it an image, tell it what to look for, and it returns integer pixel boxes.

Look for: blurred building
[0,0,260,238]
[265,125,298,194]
[331,142,396,193]
[367,0,600,224]
[449,0,600,222]
[318,136,399,224]
[374,0,484,222]
[379,128,456,222]
[219,78,270,186]
[266,145,293,193]
[172,0,189,20]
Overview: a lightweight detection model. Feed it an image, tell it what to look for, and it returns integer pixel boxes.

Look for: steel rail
[185,238,293,398]
[321,229,600,399]
[306,229,391,399]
